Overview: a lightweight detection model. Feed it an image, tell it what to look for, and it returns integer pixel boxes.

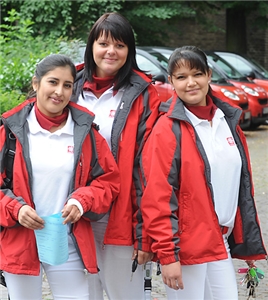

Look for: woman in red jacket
[0,54,120,299]
[71,12,160,300]
[138,46,267,299]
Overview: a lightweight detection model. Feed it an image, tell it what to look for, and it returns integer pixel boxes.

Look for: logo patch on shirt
[109,110,116,118]
[226,137,235,146]
[67,146,74,153]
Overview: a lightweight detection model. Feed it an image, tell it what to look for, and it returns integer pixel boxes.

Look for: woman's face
[92,32,128,78]
[168,60,212,106]
[33,66,74,117]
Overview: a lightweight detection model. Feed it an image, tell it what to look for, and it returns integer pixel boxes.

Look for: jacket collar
[165,91,242,126]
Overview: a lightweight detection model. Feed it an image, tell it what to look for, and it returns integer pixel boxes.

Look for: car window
[248,58,268,78]
[207,54,242,79]
[219,55,252,75]
[148,52,169,69]
[136,53,161,75]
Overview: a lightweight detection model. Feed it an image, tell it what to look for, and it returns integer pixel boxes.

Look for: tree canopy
[1,0,266,46]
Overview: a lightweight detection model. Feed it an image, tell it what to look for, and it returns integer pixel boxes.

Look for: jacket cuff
[158,254,180,265]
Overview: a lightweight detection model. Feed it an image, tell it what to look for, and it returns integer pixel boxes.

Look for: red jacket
[0,99,120,275]
[72,68,161,246]
[138,92,267,265]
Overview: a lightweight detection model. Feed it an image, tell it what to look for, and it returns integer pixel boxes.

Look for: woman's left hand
[61,205,81,224]
[132,250,154,265]
[245,260,256,268]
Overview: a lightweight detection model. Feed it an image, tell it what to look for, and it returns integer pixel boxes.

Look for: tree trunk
[226,8,247,53]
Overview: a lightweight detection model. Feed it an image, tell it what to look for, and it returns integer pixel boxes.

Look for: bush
[0,90,25,115]
[0,9,83,115]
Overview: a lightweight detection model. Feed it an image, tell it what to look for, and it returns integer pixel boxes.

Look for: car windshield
[219,54,253,76]
[206,53,247,80]
[145,51,169,69]
[208,63,228,84]
[136,53,162,76]
[247,57,268,78]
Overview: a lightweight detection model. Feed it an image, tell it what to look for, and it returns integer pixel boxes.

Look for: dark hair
[83,12,141,91]
[168,46,210,76]
[28,54,76,98]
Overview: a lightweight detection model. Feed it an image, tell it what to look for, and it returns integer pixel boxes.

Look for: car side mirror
[246,71,255,80]
[152,73,166,83]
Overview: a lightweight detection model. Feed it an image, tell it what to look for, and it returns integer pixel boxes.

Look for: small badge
[226,137,235,146]
[109,110,116,118]
[67,146,74,153]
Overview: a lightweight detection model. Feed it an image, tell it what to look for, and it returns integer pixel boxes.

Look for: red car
[214,51,268,92]
[205,51,268,129]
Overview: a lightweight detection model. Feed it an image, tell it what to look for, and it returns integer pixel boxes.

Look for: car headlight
[241,85,259,96]
[220,88,240,101]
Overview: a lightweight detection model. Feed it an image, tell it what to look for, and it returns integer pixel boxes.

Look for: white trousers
[165,235,238,300]
[4,236,89,300]
[88,221,144,300]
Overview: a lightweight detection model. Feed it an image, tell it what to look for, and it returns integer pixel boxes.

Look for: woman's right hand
[18,205,44,230]
[161,261,184,290]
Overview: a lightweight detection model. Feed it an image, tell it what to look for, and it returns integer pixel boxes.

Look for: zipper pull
[84,269,88,276]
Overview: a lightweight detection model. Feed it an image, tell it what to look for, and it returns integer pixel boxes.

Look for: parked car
[135,48,173,101]
[211,51,268,92]
[205,51,268,129]
[137,46,251,129]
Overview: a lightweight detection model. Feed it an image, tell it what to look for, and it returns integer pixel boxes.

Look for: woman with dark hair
[71,12,160,300]
[138,46,267,299]
[0,54,120,299]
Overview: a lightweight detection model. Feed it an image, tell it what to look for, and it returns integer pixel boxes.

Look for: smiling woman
[71,12,161,300]
[0,53,120,299]
[137,45,267,300]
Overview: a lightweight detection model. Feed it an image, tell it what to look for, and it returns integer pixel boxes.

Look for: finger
[132,250,138,260]
[20,216,44,230]
[63,211,81,224]
[175,278,184,290]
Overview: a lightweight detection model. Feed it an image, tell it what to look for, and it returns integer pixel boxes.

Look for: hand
[61,204,81,224]
[132,250,154,265]
[18,205,44,230]
[245,260,256,268]
[161,261,184,290]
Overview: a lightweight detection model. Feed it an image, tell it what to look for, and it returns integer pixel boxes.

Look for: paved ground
[1,125,267,300]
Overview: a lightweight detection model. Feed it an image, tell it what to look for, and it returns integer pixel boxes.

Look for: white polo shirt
[78,86,123,149]
[184,107,242,228]
[78,87,123,225]
[27,108,74,217]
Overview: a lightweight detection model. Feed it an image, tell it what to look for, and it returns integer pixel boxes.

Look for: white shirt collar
[184,106,224,127]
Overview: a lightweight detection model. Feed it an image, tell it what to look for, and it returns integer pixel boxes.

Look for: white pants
[4,236,89,300]
[165,235,238,300]
[88,221,144,300]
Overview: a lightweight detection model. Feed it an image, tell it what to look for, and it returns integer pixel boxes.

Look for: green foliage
[1,0,267,44]
[0,0,124,41]
[0,9,83,114]
[0,90,25,115]
[0,10,59,94]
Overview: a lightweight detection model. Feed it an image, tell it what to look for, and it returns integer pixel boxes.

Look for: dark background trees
[1,1,267,50]
[1,0,267,113]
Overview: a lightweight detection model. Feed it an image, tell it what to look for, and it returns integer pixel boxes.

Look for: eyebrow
[47,77,74,84]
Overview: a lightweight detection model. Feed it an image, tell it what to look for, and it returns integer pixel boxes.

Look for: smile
[186,88,199,93]
[50,97,62,103]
